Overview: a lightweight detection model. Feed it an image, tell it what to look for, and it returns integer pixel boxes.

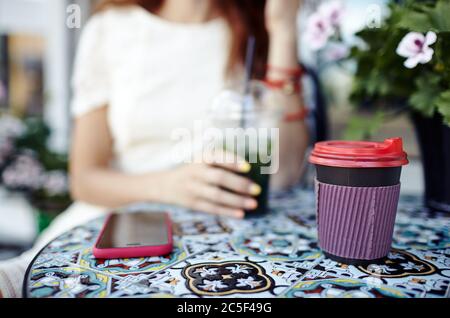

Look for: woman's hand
[265,0,301,36]
[159,152,261,219]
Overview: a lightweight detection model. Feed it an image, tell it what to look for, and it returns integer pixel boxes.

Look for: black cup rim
[315,165,402,187]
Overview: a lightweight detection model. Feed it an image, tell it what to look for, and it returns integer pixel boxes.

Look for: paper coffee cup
[309,137,408,265]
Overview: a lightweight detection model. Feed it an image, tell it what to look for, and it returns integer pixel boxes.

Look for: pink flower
[304,0,345,51]
[42,170,69,196]
[304,12,334,51]
[323,43,350,61]
[396,31,437,69]
[319,0,345,27]
[1,153,43,190]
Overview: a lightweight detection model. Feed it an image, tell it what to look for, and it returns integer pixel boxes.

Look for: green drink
[210,81,281,218]
[240,154,270,217]
[225,136,273,218]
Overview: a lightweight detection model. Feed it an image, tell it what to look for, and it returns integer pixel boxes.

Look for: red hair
[95,0,268,78]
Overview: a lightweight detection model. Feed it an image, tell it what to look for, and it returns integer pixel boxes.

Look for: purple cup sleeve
[315,180,401,260]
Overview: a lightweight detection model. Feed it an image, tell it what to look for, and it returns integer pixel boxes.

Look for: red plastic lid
[309,137,409,168]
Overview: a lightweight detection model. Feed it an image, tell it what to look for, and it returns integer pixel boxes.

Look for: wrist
[269,26,297,43]
[268,42,298,75]
[142,171,170,204]
[268,27,298,68]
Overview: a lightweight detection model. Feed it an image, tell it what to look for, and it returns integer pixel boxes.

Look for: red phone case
[93,212,173,259]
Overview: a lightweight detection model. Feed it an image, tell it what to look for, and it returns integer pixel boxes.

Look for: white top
[0,8,241,297]
[71,6,234,173]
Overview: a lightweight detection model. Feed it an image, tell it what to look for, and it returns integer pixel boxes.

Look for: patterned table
[24,188,450,298]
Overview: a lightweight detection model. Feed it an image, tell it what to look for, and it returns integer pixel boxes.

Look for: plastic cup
[309,137,409,265]
[210,81,281,218]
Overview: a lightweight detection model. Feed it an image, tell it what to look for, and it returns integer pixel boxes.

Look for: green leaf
[434,32,450,82]
[343,111,385,140]
[408,74,441,117]
[396,11,433,32]
[397,0,450,32]
[435,90,450,125]
[350,0,450,113]
[426,0,450,32]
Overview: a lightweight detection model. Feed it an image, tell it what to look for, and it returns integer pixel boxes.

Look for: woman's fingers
[191,200,245,219]
[180,159,263,219]
[193,182,257,210]
[203,149,251,174]
[201,166,261,197]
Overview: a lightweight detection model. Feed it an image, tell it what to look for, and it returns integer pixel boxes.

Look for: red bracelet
[284,107,308,122]
[264,78,302,95]
[267,64,303,78]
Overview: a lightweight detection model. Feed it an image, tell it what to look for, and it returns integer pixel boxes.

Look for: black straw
[242,36,256,128]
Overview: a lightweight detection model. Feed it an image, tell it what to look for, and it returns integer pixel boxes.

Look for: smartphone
[93,211,173,259]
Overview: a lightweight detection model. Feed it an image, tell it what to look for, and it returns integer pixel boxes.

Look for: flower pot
[411,111,450,213]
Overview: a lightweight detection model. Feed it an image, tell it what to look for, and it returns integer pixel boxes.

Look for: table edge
[22,238,56,298]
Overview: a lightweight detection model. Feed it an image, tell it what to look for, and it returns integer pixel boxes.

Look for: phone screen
[96,212,169,249]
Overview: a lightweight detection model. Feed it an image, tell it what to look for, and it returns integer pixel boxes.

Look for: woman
[0,0,308,297]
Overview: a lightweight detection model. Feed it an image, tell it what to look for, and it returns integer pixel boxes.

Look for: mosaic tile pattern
[24,189,450,298]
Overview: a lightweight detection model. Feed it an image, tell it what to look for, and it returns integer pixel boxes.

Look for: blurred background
[0,0,432,258]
